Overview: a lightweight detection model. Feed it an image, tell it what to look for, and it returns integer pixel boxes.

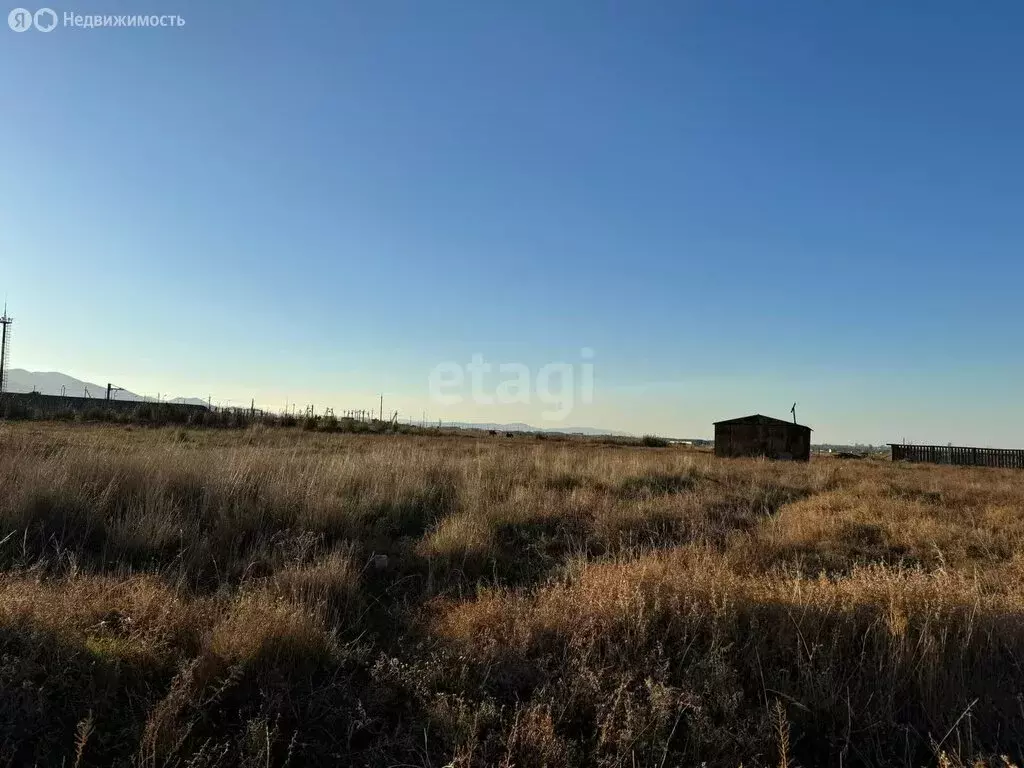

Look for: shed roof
[713,414,812,430]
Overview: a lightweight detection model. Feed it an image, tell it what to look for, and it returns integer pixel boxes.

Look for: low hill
[3,369,203,405]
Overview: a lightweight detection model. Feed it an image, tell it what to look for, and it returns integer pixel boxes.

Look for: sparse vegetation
[640,434,670,447]
[0,422,1022,766]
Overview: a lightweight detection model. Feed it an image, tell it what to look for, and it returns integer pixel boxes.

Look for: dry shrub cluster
[0,422,1022,766]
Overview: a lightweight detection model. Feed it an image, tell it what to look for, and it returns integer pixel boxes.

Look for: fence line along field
[1,422,1023,767]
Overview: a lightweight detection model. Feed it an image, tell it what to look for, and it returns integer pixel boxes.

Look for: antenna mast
[0,304,12,395]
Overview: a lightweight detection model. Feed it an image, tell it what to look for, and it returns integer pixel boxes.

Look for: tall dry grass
[0,422,1022,766]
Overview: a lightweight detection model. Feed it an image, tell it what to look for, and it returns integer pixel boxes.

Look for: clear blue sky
[2,1,1022,444]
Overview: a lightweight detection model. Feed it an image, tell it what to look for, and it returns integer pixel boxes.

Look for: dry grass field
[1,422,1023,767]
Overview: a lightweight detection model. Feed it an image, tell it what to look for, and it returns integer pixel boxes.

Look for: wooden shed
[713,414,811,461]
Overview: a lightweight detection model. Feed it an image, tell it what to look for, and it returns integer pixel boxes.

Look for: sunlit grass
[0,422,1022,766]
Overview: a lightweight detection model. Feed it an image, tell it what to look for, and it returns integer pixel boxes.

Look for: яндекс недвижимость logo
[8,7,184,31]
[8,7,56,31]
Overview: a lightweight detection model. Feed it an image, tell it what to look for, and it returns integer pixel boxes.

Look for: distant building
[713,414,812,461]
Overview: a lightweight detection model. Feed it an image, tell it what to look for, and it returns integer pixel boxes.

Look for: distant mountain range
[3,369,208,407]
[437,421,635,437]
[1,371,643,434]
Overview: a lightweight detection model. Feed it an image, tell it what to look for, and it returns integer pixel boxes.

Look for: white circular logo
[8,7,33,31]
[33,7,56,31]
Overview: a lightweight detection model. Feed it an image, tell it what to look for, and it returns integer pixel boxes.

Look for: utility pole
[0,305,12,395]
[379,394,383,421]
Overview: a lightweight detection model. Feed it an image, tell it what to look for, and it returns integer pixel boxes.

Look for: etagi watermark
[8,7,185,32]
[428,349,595,421]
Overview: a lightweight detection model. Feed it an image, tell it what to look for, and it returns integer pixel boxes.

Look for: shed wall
[714,423,810,461]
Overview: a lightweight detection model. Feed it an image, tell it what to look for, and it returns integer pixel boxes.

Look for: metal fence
[890,443,1024,469]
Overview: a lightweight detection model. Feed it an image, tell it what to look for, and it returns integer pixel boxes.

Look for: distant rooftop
[713,414,812,431]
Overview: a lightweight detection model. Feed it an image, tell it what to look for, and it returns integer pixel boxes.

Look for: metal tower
[0,305,11,395]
